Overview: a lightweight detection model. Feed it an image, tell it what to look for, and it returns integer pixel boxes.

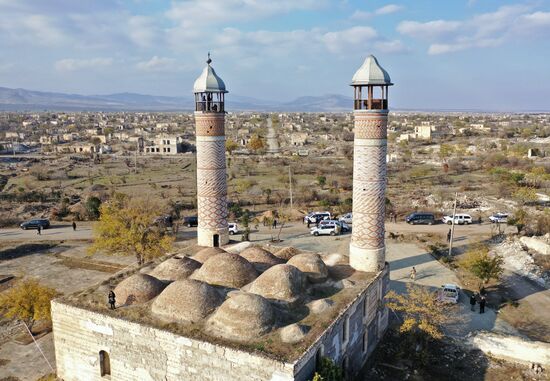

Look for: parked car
[310,221,340,236]
[405,212,435,225]
[338,212,353,224]
[437,284,460,304]
[489,213,508,223]
[304,211,331,224]
[183,216,198,227]
[228,223,239,235]
[442,213,472,225]
[20,218,50,230]
[154,215,173,228]
[321,219,351,233]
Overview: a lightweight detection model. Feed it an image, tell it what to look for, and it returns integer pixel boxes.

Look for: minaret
[266,116,280,155]
[349,55,393,272]
[193,54,229,247]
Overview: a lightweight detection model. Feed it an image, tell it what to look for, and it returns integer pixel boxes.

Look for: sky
[0,0,549,110]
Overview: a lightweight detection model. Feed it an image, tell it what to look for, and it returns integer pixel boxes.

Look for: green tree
[508,208,528,234]
[308,357,343,381]
[85,196,102,220]
[0,279,57,333]
[225,138,239,155]
[89,194,173,264]
[512,187,538,205]
[461,244,504,291]
[317,175,327,188]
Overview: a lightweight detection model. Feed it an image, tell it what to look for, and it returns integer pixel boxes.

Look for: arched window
[341,315,349,345]
[99,350,111,377]
[315,345,324,373]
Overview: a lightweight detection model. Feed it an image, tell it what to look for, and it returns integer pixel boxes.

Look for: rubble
[520,234,550,256]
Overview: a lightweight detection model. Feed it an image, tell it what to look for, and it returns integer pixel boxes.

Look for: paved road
[0,220,512,243]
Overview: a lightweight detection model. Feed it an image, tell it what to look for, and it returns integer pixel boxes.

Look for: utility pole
[448,192,458,257]
[135,139,138,174]
[288,165,293,211]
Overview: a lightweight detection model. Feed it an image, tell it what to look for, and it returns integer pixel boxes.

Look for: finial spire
[207,52,212,65]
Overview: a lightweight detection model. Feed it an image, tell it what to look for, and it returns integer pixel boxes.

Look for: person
[470,293,477,311]
[394,213,398,223]
[273,219,277,229]
[307,219,311,228]
[37,225,41,235]
[478,215,482,224]
[479,295,486,314]
[108,291,116,310]
[410,266,417,281]
[447,229,452,243]
[72,221,76,231]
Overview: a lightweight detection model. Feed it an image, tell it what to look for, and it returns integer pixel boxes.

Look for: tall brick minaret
[349,55,393,272]
[193,54,229,247]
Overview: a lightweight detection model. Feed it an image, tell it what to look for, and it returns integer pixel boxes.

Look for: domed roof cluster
[151,279,223,323]
[109,245,347,345]
[206,292,275,341]
[114,273,165,306]
[191,252,258,288]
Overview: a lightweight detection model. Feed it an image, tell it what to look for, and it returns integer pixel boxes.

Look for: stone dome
[149,256,201,282]
[193,247,226,264]
[248,264,305,304]
[191,252,258,288]
[114,273,165,306]
[287,253,328,283]
[280,323,310,344]
[240,246,283,272]
[206,292,275,341]
[273,246,300,261]
[151,279,223,323]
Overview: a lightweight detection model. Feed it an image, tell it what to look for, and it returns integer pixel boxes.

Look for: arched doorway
[213,234,219,247]
[99,350,111,377]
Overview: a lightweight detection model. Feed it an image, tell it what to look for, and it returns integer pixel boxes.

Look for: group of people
[388,212,398,223]
[35,221,77,235]
[470,293,487,314]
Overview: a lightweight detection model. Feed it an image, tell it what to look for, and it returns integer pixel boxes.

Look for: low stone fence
[466,332,550,366]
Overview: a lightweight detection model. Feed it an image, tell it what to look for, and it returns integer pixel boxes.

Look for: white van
[310,222,340,236]
[442,214,472,225]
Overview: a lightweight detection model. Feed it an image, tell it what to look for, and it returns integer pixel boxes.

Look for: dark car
[20,218,50,230]
[154,215,173,228]
[405,212,435,225]
[183,216,198,227]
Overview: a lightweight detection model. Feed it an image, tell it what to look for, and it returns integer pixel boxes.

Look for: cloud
[55,58,113,71]
[136,56,180,72]
[322,26,378,53]
[375,4,403,15]
[374,40,409,54]
[350,10,372,21]
[398,5,550,54]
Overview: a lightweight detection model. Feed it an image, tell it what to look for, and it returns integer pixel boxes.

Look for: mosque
[51,54,394,381]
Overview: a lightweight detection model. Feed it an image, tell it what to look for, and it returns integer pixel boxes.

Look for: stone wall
[52,268,389,381]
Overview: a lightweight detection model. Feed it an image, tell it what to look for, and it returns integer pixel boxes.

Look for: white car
[438,284,460,304]
[338,212,352,224]
[442,214,472,225]
[310,222,340,236]
[228,223,239,235]
[489,213,508,223]
[304,211,331,224]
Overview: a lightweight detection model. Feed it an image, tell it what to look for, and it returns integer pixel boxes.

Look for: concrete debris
[491,239,549,287]
[520,234,550,256]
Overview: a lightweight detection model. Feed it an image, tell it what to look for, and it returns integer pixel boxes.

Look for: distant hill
[0,86,353,112]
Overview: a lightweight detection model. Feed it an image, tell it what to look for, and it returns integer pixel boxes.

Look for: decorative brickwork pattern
[195,112,228,246]
[354,114,388,139]
[195,114,225,136]
[350,111,388,270]
[196,140,226,170]
[198,196,228,230]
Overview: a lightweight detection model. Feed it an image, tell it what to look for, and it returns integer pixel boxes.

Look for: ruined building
[51,55,394,381]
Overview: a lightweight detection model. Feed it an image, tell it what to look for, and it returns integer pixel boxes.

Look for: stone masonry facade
[51,268,389,381]
[350,111,388,272]
[195,112,229,247]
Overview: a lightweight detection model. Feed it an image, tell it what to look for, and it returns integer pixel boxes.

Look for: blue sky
[0,0,549,110]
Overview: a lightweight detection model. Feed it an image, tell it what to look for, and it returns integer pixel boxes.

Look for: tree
[247,134,265,151]
[85,196,102,220]
[262,188,272,204]
[89,194,173,264]
[0,279,57,333]
[460,244,504,291]
[385,283,448,342]
[508,208,528,233]
[316,175,327,188]
[309,357,343,381]
[512,187,538,205]
[225,139,239,155]
[438,143,454,160]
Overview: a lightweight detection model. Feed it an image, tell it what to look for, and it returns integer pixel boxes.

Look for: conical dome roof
[351,55,393,86]
[193,55,227,93]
